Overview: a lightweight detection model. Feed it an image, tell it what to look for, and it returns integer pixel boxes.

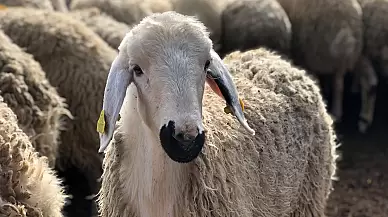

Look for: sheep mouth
[159,121,205,163]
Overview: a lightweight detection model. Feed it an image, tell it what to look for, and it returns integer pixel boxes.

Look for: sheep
[0,29,70,168]
[350,0,388,133]
[275,0,363,123]
[96,11,338,217]
[51,0,69,12]
[219,0,292,59]
[70,0,173,26]
[69,7,132,49]
[170,0,228,52]
[0,0,53,10]
[0,7,118,203]
[0,96,68,217]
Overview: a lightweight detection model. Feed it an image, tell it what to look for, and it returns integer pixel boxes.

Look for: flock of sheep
[0,0,385,216]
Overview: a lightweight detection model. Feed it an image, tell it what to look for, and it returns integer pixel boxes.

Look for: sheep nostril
[173,131,198,145]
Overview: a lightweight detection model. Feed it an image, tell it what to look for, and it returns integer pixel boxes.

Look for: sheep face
[97,11,254,163]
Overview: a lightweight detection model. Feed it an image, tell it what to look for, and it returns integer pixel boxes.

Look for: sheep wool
[70,0,173,26]
[0,29,70,168]
[0,97,67,217]
[219,0,292,58]
[0,7,118,196]
[98,47,338,216]
[0,0,53,10]
[51,0,69,11]
[276,0,363,123]
[70,7,132,49]
[171,0,228,51]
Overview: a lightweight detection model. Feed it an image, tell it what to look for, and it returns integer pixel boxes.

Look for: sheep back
[220,0,292,58]
[277,0,363,74]
[0,0,53,10]
[0,7,118,192]
[99,48,338,217]
[358,0,388,61]
[0,97,67,217]
[69,7,132,49]
[0,30,70,168]
[70,0,173,26]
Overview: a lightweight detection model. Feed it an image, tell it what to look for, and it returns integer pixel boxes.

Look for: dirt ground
[324,77,388,217]
[58,75,388,217]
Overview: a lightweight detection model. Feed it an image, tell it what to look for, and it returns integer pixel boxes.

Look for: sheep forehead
[120,11,213,66]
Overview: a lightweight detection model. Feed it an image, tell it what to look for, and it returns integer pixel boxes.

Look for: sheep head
[97,11,255,163]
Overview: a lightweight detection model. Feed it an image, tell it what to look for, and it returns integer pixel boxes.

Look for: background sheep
[350,0,388,133]
[219,0,292,58]
[97,12,337,217]
[170,0,228,51]
[0,0,54,10]
[276,0,363,123]
[0,29,70,168]
[0,96,67,217]
[51,0,69,12]
[70,0,173,26]
[69,7,132,49]
[0,7,118,209]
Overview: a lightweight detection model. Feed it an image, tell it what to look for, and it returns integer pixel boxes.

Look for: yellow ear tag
[239,98,245,111]
[0,4,7,10]
[97,110,106,134]
[223,98,245,114]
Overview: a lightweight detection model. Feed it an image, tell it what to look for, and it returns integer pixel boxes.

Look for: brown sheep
[0,7,117,209]
[0,28,70,167]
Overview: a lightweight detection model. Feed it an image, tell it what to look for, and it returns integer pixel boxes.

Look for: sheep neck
[118,85,190,217]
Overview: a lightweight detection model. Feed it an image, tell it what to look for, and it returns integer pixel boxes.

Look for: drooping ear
[205,49,255,135]
[97,52,133,153]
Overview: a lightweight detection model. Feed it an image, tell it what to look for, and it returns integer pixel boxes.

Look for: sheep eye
[204,60,211,71]
[133,65,143,76]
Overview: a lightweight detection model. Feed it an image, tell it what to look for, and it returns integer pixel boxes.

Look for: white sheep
[276,0,363,123]
[219,0,292,58]
[0,96,68,217]
[97,11,338,217]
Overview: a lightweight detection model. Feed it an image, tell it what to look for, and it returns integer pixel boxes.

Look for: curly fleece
[98,48,339,217]
[0,29,70,167]
[0,7,118,194]
[0,97,67,217]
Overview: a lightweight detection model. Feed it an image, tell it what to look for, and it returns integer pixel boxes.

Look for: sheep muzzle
[159,121,205,163]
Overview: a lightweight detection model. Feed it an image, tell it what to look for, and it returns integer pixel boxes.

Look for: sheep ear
[206,49,255,135]
[97,53,133,153]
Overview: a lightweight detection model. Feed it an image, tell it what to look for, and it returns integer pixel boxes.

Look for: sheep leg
[357,57,378,133]
[331,71,345,122]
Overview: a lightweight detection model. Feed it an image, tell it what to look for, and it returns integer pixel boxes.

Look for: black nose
[159,121,205,163]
